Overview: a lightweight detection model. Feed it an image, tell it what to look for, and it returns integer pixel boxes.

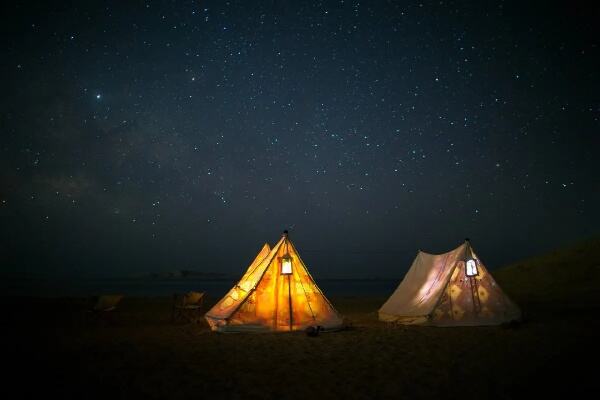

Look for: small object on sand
[305,325,323,337]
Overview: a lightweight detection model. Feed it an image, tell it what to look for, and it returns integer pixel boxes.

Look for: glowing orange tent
[379,240,521,326]
[205,231,344,332]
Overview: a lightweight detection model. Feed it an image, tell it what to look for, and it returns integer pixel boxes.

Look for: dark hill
[494,237,600,306]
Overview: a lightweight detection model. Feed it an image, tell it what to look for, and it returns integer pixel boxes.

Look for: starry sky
[1,1,598,279]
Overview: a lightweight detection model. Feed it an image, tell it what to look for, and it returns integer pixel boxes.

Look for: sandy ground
[5,294,598,399]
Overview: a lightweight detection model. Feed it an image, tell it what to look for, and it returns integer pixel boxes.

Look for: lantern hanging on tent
[464,238,479,277]
[280,230,293,275]
[465,258,479,277]
[281,253,293,275]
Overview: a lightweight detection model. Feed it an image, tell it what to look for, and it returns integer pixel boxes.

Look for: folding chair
[87,294,124,325]
[172,291,205,323]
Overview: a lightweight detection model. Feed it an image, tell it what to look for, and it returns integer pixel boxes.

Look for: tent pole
[469,277,481,315]
[285,236,293,331]
[274,256,280,331]
[288,274,293,331]
[465,240,481,315]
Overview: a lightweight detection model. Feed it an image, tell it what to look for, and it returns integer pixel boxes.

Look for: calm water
[2,277,399,298]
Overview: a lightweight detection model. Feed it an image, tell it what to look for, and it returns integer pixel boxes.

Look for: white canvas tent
[379,240,521,326]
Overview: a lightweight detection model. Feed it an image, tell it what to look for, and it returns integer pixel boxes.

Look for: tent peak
[283,229,289,237]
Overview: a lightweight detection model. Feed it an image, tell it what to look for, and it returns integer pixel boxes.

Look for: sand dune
[5,240,599,399]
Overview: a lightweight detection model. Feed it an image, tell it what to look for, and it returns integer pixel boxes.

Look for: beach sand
[6,293,598,399]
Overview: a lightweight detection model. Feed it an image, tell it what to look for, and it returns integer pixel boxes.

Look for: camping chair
[87,294,124,325]
[172,291,205,323]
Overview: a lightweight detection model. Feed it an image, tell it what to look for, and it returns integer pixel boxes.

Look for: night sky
[2,1,598,279]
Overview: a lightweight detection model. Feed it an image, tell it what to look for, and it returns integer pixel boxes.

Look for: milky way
[1,1,598,278]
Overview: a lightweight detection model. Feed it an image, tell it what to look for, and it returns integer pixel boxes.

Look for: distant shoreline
[0,276,399,298]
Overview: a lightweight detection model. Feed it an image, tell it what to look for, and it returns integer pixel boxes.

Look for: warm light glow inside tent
[205,231,344,332]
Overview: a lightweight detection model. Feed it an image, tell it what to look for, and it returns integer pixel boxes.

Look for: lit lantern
[465,258,478,277]
[281,253,293,275]
[464,238,479,277]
